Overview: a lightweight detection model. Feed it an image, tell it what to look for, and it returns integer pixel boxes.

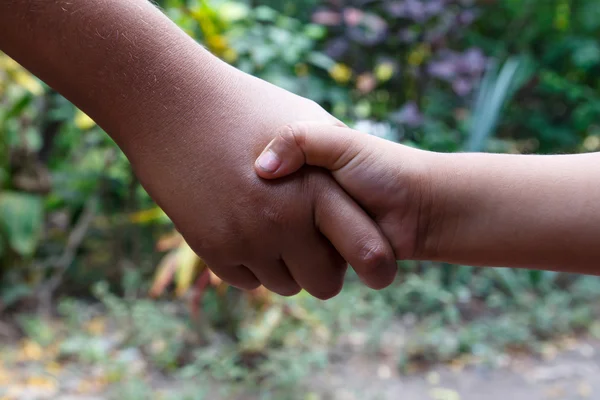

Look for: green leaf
[466,57,523,152]
[3,92,33,122]
[572,40,600,69]
[528,270,543,287]
[254,6,278,22]
[1,284,32,309]
[576,0,600,31]
[250,46,276,66]
[307,52,336,70]
[0,168,7,188]
[304,24,326,40]
[0,192,44,257]
[492,268,524,297]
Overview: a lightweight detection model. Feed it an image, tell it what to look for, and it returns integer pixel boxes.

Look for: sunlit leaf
[12,69,44,96]
[150,251,180,298]
[18,339,43,361]
[329,63,352,84]
[217,1,249,23]
[175,242,204,297]
[129,206,167,225]
[375,62,395,82]
[74,109,96,130]
[156,231,184,252]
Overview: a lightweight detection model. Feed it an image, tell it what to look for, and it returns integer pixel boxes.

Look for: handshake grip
[255,121,410,289]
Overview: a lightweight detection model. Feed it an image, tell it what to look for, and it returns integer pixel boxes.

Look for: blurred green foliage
[1,0,600,379]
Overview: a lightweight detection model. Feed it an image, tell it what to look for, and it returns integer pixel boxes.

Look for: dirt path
[3,327,600,400]
[312,341,600,400]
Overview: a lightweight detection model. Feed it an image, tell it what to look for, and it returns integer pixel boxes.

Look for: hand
[126,69,397,299]
[254,122,433,262]
[0,0,396,299]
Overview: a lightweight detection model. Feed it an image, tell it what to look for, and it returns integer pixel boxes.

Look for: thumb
[255,122,369,179]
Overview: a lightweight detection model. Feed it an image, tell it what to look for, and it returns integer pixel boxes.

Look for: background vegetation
[1,0,600,398]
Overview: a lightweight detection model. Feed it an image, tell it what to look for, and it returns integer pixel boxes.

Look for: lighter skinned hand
[255,122,600,273]
[254,122,432,261]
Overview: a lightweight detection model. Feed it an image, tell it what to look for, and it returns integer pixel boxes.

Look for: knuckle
[278,122,307,149]
[259,203,289,227]
[358,242,391,273]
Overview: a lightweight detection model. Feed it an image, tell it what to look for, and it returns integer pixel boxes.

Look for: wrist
[410,150,465,262]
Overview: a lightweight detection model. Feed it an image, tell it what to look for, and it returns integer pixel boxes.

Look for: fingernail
[256,149,281,173]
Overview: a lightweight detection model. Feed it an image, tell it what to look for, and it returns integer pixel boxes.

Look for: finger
[207,264,261,291]
[283,236,347,300]
[315,183,397,290]
[255,122,372,179]
[246,259,301,297]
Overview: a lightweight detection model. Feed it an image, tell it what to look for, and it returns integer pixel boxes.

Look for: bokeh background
[2,0,600,399]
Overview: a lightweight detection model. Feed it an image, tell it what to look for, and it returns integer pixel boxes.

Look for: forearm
[0,0,234,150]
[422,152,600,273]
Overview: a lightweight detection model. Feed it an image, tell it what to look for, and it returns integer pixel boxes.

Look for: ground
[311,340,599,400]
[1,316,599,400]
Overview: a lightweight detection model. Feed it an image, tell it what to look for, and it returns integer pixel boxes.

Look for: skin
[256,122,600,273]
[0,0,398,299]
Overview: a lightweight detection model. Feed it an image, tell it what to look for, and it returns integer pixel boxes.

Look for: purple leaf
[386,2,407,18]
[428,60,456,80]
[312,10,342,26]
[457,10,477,25]
[347,12,388,45]
[404,0,427,22]
[394,101,424,127]
[461,48,487,74]
[452,78,473,96]
[343,8,365,27]
[425,0,444,17]
[325,38,350,59]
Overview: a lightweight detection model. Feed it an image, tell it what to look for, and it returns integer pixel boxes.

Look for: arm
[0,0,216,148]
[255,122,600,273]
[423,150,600,272]
[1,1,398,297]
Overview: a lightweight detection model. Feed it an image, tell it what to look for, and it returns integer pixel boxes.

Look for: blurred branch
[499,0,537,56]
[34,149,117,314]
[37,196,97,315]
